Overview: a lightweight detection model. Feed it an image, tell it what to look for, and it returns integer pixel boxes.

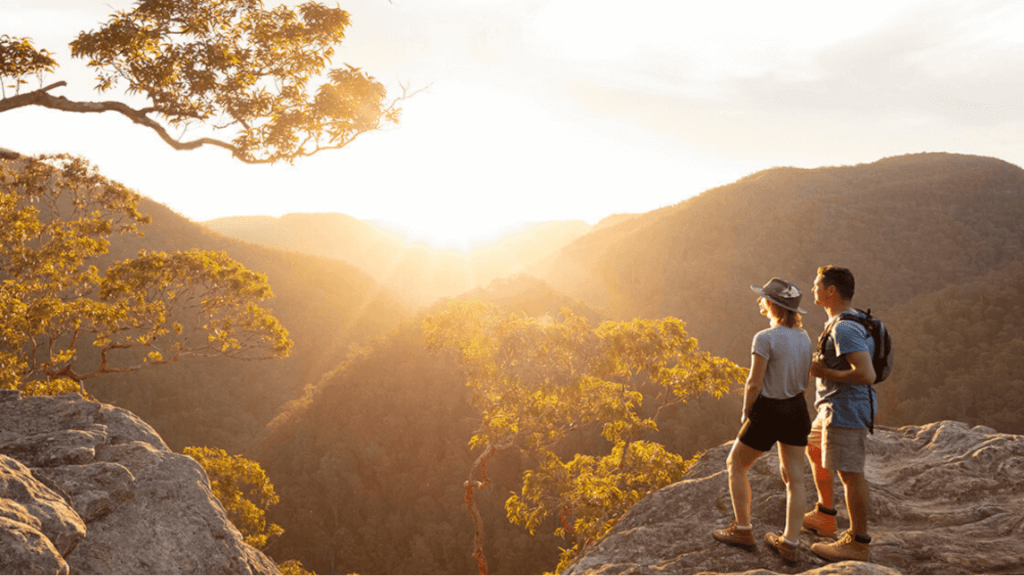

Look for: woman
[711,277,813,562]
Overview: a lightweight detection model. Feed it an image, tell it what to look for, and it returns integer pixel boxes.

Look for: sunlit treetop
[0,0,408,164]
[0,153,293,396]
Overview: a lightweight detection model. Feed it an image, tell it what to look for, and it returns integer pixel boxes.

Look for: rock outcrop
[0,390,279,575]
[567,421,1024,575]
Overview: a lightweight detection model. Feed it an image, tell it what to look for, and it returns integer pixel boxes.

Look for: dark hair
[817,265,855,301]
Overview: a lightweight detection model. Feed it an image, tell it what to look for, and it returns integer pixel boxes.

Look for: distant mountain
[530,152,1024,366]
[88,198,411,452]
[202,212,412,272]
[202,213,597,309]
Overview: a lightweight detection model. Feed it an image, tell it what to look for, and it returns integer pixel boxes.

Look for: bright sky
[2,0,1023,248]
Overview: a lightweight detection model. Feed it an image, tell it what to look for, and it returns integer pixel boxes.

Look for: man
[803,266,876,562]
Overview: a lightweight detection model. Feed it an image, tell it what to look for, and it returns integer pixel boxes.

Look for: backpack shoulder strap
[816,313,846,355]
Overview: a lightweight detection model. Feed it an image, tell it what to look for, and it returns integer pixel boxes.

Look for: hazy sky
[2,0,1022,247]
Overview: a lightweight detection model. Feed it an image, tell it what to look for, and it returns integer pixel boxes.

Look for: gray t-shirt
[752,325,813,399]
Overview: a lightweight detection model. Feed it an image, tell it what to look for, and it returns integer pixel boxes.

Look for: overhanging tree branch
[0,82,241,156]
[0,1,416,164]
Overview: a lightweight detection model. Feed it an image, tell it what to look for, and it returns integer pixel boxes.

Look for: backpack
[817,308,894,432]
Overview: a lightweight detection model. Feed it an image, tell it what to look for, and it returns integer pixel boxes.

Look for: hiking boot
[712,523,755,550]
[764,532,798,563]
[802,506,838,538]
[810,530,871,562]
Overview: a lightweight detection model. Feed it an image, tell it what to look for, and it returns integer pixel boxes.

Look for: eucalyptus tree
[1,0,404,164]
[0,153,292,396]
[424,300,746,573]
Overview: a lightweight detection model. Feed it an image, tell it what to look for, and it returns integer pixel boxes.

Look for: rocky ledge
[0,390,278,575]
[566,421,1024,575]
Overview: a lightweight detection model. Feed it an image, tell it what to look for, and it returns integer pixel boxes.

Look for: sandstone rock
[67,440,279,574]
[0,454,87,557]
[798,561,901,574]
[32,462,134,523]
[0,426,108,468]
[0,391,279,574]
[566,421,1024,575]
[0,516,69,575]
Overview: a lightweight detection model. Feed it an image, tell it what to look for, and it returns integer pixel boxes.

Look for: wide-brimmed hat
[750,278,807,314]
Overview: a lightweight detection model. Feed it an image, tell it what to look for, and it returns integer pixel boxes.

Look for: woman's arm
[742,353,767,421]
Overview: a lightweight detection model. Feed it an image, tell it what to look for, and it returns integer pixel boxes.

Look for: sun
[375,213,529,253]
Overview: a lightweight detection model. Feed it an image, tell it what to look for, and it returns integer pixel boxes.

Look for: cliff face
[567,421,1024,575]
[0,390,278,575]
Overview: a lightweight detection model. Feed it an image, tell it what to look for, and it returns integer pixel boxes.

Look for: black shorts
[738,394,812,452]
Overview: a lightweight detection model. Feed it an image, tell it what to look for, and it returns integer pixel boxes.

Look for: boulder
[66,441,278,574]
[566,421,1024,575]
[0,390,279,574]
[32,462,134,523]
[0,516,68,575]
[0,455,86,557]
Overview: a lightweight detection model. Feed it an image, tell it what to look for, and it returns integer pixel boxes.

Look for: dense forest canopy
[879,261,1024,434]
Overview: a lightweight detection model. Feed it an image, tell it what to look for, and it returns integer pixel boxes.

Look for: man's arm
[809,350,875,385]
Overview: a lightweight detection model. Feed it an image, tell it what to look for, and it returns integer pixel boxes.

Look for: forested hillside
[531,153,1024,367]
[88,198,410,452]
[203,213,599,309]
[256,275,741,574]
[879,261,1024,434]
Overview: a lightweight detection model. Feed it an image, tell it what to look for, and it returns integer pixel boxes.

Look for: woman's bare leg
[778,442,808,542]
[727,439,765,526]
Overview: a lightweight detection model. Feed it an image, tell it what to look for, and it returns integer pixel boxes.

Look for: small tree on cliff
[423,300,746,573]
[0,0,405,164]
[184,446,285,549]
[0,153,292,396]
[185,446,315,574]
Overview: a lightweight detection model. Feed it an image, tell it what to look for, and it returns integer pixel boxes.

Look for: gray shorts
[809,415,867,474]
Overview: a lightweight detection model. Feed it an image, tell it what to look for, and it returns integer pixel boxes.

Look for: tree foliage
[0,153,291,395]
[0,0,405,163]
[0,34,58,98]
[184,445,285,550]
[423,300,746,572]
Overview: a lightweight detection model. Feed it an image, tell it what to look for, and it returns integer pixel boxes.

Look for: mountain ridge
[201,212,605,309]
[530,152,1024,365]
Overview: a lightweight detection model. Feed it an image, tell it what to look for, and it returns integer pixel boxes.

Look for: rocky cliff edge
[0,390,279,575]
[566,421,1024,575]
